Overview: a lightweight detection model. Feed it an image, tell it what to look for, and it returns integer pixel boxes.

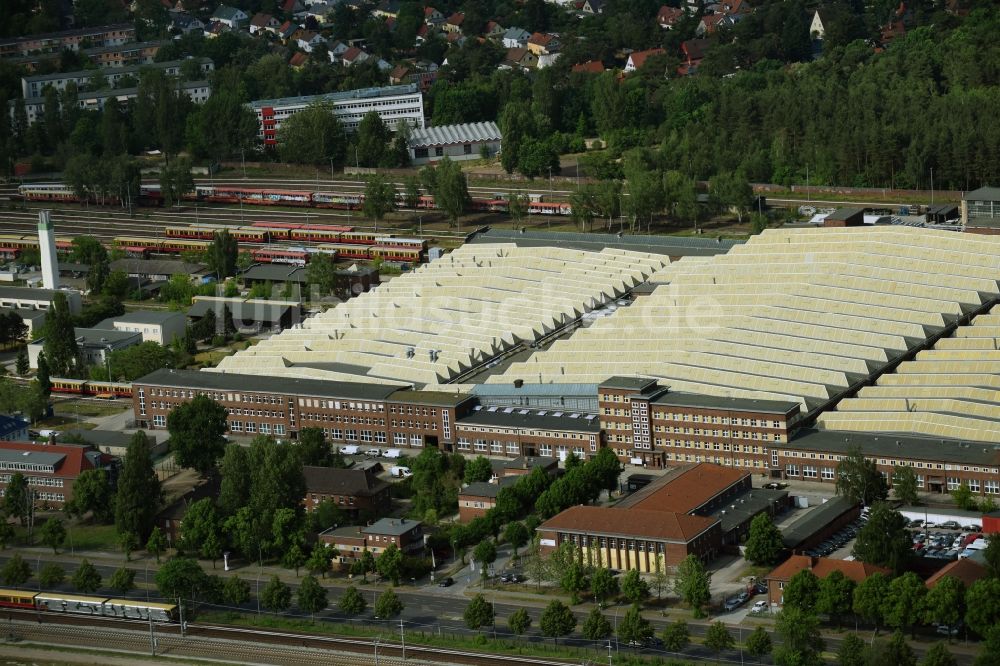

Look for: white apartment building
[248,84,425,146]
[21,58,213,98]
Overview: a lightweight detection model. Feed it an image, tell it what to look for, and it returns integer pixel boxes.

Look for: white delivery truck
[383,449,403,459]
[340,445,360,455]
[390,466,412,478]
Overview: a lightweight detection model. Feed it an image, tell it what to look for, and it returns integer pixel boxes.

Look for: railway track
[0,203,474,245]
[4,608,579,666]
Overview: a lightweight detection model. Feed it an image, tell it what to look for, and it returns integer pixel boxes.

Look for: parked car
[752,600,769,613]
[366,448,382,457]
[966,524,983,532]
[723,597,744,612]
[753,582,768,595]
[340,445,360,455]
[936,624,960,637]
[909,519,924,528]
[939,521,961,530]
[438,577,454,587]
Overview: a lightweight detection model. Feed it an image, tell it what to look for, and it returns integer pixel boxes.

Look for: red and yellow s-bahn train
[50,377,133,398]
[0,234,76,260]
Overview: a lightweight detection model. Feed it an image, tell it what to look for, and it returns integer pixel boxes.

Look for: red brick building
[598,377,800,470]
[764,556,889,606]
[0,441,111,508]
[133,369,476,453]
[320,518,424,567]
[302,466,391,517]
[458,481,500,522]
[455,408,601,459]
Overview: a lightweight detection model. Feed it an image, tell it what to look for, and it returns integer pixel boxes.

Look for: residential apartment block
[248,84,425,146]
[320,517,424,565]
[0,441,112,507]
[21,58,214,98]
[0,24,135,58]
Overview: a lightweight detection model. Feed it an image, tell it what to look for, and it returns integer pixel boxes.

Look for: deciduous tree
[38,563,65,588]
[374,588,403,619]
[260,574,292,612]
[921,641,958,666]
[65,469,114,523]
[581,607,612,639]
[705,621,735,653]
[377,543,405,586]
[836,446,888,506]
[617,604,654,646]
[146,526,167,564]
[463,456,492,484]
[674,554,711,617]
[773,606,824,666]
[621,568,650,607]
[853,502,911,573]
[156,557,207,601]
[924,575,965,631]
[339,585,367,616]
[783,569,820,613]
[223,576,251,606]
[508,607,531,634]
[42,292,79,376]
[72,559,101,593]
[816,569,856,628]
[539,600,576,642]
[590,567,619,607]
[40,517,66,553]
[115,430,161,542]
[853,571,889,631]
[277,102,347,165]
[662,619,690,652]
[964,577,1000,636]
[745,625,772,661]
[297,574,328,618]
[892,465,920,505]
[1,553,31,587]
[464,594,494,630]
[109,566,135,596]
[885,572,927,637]
[168,395,228,477]
[745,512,784,565]
[362,175,396,232]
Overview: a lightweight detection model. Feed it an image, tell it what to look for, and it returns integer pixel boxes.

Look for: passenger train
[0,588,177,622]
[17,183,574,216]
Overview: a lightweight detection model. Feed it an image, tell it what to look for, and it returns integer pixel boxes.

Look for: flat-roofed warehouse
[490,226,1000,417]
[211,243,668,386]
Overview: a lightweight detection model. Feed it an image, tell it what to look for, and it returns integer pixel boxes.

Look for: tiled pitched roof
[540,505,718,542]
[572,60,605,73]
[0,441,95,478]
[616,463,747,514]
[766,555,890,584]
[303,466,389,497]
[628,47,666,69]
[925,558,987,589]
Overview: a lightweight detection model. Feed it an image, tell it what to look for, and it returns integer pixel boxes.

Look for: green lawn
[65,523,120,552]
[58,400,130,418]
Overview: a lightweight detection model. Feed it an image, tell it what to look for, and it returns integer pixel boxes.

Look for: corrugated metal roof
[408,122,501,148]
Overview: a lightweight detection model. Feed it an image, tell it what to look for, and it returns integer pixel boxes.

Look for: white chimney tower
[38,210,59,290]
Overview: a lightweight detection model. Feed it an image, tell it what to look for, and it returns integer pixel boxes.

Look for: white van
[390,466,412,478]
[383,449,402,459]
[340,445,360,455]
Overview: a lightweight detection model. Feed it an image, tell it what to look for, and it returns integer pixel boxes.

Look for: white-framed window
[985,480,999,495]
[540,444,552,456]
[260,423,272,435]
[821,467,835,480]
[275,424,285,435]
[803,465,817,479]
[394,432,406,445]
[410,435,422,447]
[153,415,166,427]
[947,477,961,491]
[507,442,519,454]
[491,440,502,454]
[969,479,981,493]
[345,429,358,441]
[375,431,387,443]
[246,422,257,433]
[361,430,373,442]
[474,439,487,452]
[785,465,799,477]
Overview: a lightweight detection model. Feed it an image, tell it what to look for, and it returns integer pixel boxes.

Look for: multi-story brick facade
[302,466,391,517]
[320,518,424,566]
[455,409,601,459]
[0,441,111,507]
[132,369,475,452]
[780,428,1000,496]
[598,377,800,470]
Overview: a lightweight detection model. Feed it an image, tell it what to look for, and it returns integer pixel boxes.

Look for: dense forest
[1,0,999,189]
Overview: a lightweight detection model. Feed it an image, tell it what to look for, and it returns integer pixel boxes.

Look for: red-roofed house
[389,65,411,84]
[719,0,751,17]
[527,32,560,55]
[765,556,890,606]
[0,440,114,508]
[572,59,605,74]
[444,12,464,33]
[484,20,505,38]
[925,558,988,589]
[250,12,280,34]
[288,51,309,69]
[424,6,445,26]
[280,0,304,14]
[341,46,370,66]
[696,14,730,35]
[625,47,665,72]
[678,38,708,75]
[658,5,685,28]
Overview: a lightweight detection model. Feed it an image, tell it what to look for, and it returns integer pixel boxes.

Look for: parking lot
[909,518,984,561]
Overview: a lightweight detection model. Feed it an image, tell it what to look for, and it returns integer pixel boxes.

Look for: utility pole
[400,619,406,661]
[179,597,185,637]
[374,637,381,666]
[148,613,156,656]
[607,639,613,666]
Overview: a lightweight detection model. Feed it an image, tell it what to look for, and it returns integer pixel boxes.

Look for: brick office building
[132,369,475,452]
[765,556,888,607]
[537,463,779,572]
[0,441,112,507]
[459,481,501,522]
[302,466,391,517]
[320,517,424,566]
[455,408,602,459]
[598,377,801,470]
